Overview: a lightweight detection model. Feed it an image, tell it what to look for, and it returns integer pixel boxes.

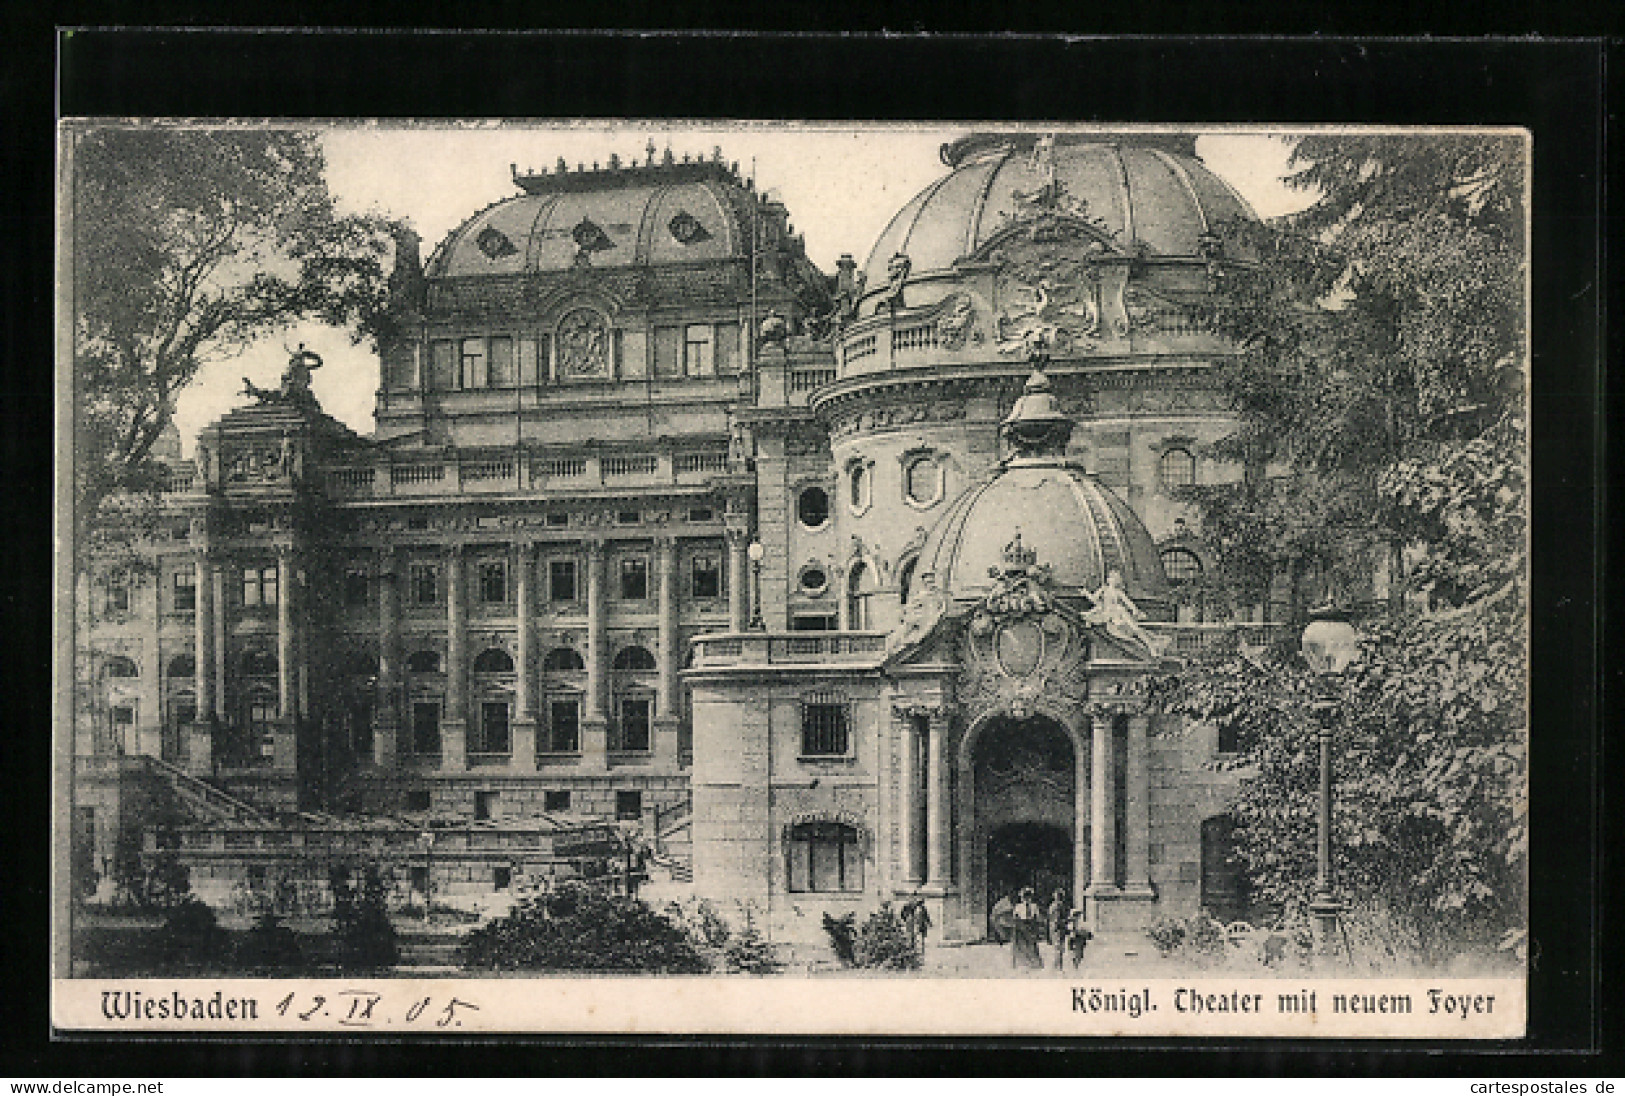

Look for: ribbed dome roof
[915,369,1171,611]
[862,132,1258,287]
[427,165,754,278]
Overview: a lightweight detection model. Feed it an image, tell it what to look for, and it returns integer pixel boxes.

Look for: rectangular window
[547,698,580,754]
[412,701,441,756]
[492,865,512,891]
[173,570,196,613]
[545,512,570,529]
[792,614,837,632]
[410,866,429,894]
[474,789,498,821]
[715,322,740,374]
[691,555,722,599]
[478,560,508,604]
[653,326,683,377]
[249,697,278,762]
[616,697,652,753]
[105,576,130,615]
[686,507,714,523]
[518,337,540,385]
[619,329,647,379]
[460,337,488,389]
[477,701,511,756]
[619,557,648,600]
[410,563,440,607]
[110,705,135,750]
[544,790,571,812]
[801,700,850,757]
[549,559,578,603]
[430,339,457,390]
[402,789,431,812]
[343,568,370,608]
[788,823,863,893]
[242,565,278,608]
[487,336,515,387]
[616,510,642,526]
[616,790,643,822]
[684,324,715,377]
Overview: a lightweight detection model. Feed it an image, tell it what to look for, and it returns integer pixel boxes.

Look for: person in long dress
[1010,887,1044,970]
[1047,890,1070,970]
[989,892,1015,944]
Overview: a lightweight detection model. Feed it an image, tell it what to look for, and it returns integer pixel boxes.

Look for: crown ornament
[1002,532,1038,570]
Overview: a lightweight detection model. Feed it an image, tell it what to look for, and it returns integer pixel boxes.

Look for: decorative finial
[556,156,568,174]
[646,138,657,165]
[1000,368,1075,460]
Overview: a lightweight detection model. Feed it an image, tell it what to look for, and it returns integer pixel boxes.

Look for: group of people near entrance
[990,887,1092,970]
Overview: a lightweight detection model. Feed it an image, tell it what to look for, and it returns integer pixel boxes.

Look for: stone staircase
[135,755,268,824]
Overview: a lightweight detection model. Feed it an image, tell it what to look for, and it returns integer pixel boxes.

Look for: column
[1089,707,1118,894]
[272,548,297,772]
[1123,710,1154,894]
[725,525,749,632]
[654,535,680,767]
[580,538,608,769]
[210,564,226,723]
[511,541,536,771]
[374,547,400,769]
[188,554,215,775]
[924,707,952,890]
[897,708,923,885]
[442,544,467,771]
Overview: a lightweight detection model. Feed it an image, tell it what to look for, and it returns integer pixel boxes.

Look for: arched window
[787,821,863,893]
[542,647,585,673]
[1161,547,1204,585]
[103,655,139,678]
[848,461,871,514]
[473,648,514,674]
[846,562,872,631]
[797,486,830,530]
[897,557,919,607]
[1160,447,1197,489]
[612,645,656,671]
[903,454,943,507]
[405,650,442,675]
[240,650,278,677]
[166,654,195,678]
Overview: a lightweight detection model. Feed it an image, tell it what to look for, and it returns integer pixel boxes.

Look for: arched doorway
[967,713,1085,938]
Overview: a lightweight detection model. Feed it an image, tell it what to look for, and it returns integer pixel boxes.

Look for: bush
[1146,916,1187,957]
[821,912,857,965]
[460,883,711,974]
[852,905,921,971]
[724,926,782,975]
[236,913,306,971]
[667,898,732,949]
[332,865,399,971]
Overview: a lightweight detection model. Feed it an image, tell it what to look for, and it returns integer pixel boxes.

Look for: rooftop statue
[242,345,323,407]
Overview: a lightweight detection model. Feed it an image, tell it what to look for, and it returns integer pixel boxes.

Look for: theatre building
[74,132,1278,937]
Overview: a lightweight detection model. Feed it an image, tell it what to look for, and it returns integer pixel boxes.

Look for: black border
[11,30,1613,1076]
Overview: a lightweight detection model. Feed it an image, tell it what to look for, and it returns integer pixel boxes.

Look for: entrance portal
[967,713,1083,940]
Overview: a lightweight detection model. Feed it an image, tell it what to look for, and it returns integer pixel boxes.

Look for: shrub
[332,865,399,971]
[724,926,782,975]
[667,898,732,949]
[460,883,711,974]
[1146,916,1187,957]
[1147,912,1230,963]
[852,904,921,971]
[821,912,857,965]
[236,913,306,971]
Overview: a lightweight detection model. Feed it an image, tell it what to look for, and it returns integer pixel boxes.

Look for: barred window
[410,563,440,607]
[1161,547,1203,585]
[549,559,578,602]
[788,822,863,893]
[478,560,508,604]
[800,692,850,757]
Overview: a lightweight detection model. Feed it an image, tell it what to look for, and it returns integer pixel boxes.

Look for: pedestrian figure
[1067,909,1094,969]
[901,897,933,957]
[1046,890,1069,970]
[1010,887,1044,970]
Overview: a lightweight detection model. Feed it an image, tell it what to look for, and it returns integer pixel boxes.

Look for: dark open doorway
[986,822,1072,927]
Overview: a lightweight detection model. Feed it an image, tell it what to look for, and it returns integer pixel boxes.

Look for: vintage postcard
[53,120,1529,1038]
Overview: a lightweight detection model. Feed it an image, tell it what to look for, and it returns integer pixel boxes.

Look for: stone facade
[75,134,1279,936]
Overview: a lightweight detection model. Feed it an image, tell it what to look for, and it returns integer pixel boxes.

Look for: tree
[69,125,407,547]
[1160,134,1528,962]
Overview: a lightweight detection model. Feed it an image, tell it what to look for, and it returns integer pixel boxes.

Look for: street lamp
[1300,605,1362,958]
[747,540,766,631]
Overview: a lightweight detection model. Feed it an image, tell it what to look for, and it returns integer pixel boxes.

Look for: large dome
[862,132,1258,288]
[427,160,756,278]
[914,370,1172,613]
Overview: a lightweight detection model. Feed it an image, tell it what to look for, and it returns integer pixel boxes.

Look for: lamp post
[747,540,766,631]
[1300,605,1361,958]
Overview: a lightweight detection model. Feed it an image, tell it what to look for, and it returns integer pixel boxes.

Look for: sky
[169,124,1315,453]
